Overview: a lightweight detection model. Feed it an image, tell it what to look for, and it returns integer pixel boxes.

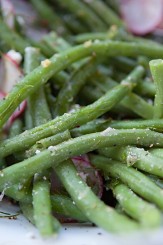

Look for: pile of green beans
[0,0,163,237]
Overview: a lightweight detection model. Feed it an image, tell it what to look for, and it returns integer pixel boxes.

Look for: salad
[0,0,163,237]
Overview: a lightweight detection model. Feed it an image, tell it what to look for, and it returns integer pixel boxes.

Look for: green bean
[1,128,163,190]
[21,193,87,223]
[54,57,100,115]
[52,71,70,88]
[56,0,107,32]
[3,183,32,203]
[121,93,154,119]
[147,174,163,189]
[83,0,124,27]
[0,15,72,90]
[32,175,61,236]
[0,17,30,54]
[0,17,53,57]
[149,59,163,118]
[5,103,33,203]
[0,65,144,157]
[55,159,139,233]
[3,38,163,128]
[31,40,54,59]
[90,155,163,209]
[31,86,52,126]
[11,132,71,199]
[51,194,87,222]
[68,78,138,117]
[111,56,136,73]
[40,32,71,54]
[82,77,153,119]
[24,47,51,127]
[24,46,58,236]
[20,200,61,234]
[0,158,6,170]
[71,119,111,137]
[20,202,35,224]
[24,47,41,75]
[26,130,71,158]
[109,181,161,228]
[110,119,163,131]
[30,0,69,36]
[99,146,163,177]
[9,119,23,138]
[91,75,118,93]
[83,70,153,117]
[63,14,88,34]
[150,149,163,159]
[40,32,86,72]
[105,0,120,14]
[8,119,24,161]
[135,78,155,97]
[24,108,33,130]
[74,29,161,47]
[96,77,154,119]
[74,32,112,43]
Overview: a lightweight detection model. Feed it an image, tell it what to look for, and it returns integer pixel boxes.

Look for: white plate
[0,200,163,245]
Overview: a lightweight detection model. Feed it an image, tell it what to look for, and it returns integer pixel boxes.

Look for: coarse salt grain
[48,146,56,155]
[84,40,92,48]
[100,127,116,136]
[41,59,52,68]
[35,149,41,155]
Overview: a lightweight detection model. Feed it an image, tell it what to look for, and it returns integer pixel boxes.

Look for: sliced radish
[72,155,103,198]
[1,51,23,94]
[154,19,163,36]
[0,50,26,129]
[5,100,27,128]
[120,0,163,35]
[0,0,15,28]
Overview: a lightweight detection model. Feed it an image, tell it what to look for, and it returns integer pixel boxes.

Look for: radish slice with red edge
[0,50,26,130]
[72,155,103,198]
[1,51,23,94]
[119,0,163,35]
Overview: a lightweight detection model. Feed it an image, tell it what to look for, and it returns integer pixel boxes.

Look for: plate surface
[0,200,163,245]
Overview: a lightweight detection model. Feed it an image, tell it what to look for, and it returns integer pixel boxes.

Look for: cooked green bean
[51,194,87,222]
[3,39,163,128]
[56,0,107,32]
[110,119,163,131]
[1,128,163,190]
[150,59,163,118]
[82,79,153,119]
[83,0,124,27]
[9,119,23,138]
[26,130,71,158]
[20,192,88,223]
[90,155,163,209]
[1,0,163,236]
[24,46,58,236]
[24,47,51,127]
[71,119,111,137]
[99,146,163,177]
[30,0,69,36]
[55,159,139,233]
[54,57,101,115]
[0,66,144,157]
[109,181,161,228]
[32,175,61,236]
